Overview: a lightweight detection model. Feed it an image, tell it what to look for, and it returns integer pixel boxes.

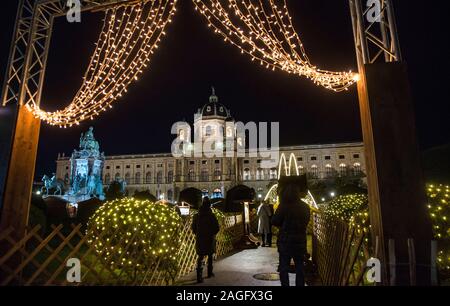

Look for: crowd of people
[191,180,311,286]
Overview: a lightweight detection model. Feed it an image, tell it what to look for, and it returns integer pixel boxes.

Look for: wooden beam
[358,62,433,285]
[0,105,40,240]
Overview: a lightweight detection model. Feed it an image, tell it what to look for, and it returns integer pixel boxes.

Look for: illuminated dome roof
[200,87,231,118]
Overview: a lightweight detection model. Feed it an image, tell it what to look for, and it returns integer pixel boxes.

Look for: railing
[311,212,372,286]
[0,214,243,286]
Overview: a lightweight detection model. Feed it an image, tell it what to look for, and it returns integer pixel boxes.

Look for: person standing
[272,184,310,286]
[257,201,273,247]
[192,197,220,283]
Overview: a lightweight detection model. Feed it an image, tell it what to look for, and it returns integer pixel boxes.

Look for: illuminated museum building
[56,90,366,201]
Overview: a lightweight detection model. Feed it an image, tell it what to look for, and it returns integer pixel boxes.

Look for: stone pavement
[177,246,297,286]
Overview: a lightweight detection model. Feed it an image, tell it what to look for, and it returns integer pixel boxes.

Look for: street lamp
[330,192,336,198]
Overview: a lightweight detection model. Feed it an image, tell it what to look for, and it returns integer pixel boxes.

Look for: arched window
[214,169,222,181]
[256,168,264,180]
[325,164,333,178]
[353,163,362,175]
[243,168,251,181]
[125,173,131,184]
[146,172,152,184]
[188,169,195,182]
[167,170,174,183]
[298,166,305,175]
[135,172,141,185]
[200,169,209,182]
[167,189,173,201]
[310,165,319,179]
[269,168,277,180]
[339,163,347,176]
[115,173,121,181]
[156,171,163,184]
[104,173,111,184]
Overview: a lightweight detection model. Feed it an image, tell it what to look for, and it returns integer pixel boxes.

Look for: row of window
[104,163,166,170]
[242,163,363,181]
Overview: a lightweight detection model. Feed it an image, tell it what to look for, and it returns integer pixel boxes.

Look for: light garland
[193,0,359,92]
[27,0,178,127]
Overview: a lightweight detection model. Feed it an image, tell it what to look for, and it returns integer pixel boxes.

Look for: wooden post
[0,105,40,240]
[357,62,433,285]
[0,104,19,217]
[407,238,417,286]
[430,241,438,286]
[388,239,396,286]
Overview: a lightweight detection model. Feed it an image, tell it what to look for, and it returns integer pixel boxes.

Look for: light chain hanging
[193,0,359,92]
[26,0,358,128]
[27,0,178,127]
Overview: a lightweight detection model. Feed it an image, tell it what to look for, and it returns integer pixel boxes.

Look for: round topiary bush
[87,198,182,281]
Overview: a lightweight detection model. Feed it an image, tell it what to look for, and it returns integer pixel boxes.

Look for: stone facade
[56,90,366,201]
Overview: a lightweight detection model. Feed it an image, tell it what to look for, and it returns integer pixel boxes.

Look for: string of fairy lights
[22,0,359,127]
[192,0,359,92]
[27,0,178,127]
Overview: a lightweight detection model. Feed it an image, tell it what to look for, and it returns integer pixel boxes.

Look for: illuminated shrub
[427,184,450,275]
[323,194,368,222]
[87,198,182,280]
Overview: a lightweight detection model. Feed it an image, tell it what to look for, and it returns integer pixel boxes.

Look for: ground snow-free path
[177,246,297,286]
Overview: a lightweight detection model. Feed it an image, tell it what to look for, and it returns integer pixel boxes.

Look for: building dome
[200,87,230,118]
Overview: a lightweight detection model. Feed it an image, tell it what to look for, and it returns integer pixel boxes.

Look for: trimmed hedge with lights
[427,184,450,276]
[323,193,368,222]
[87,198,182,281]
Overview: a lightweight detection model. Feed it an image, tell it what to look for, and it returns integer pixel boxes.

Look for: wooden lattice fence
[312,212,373,286]
[0,213,243,286]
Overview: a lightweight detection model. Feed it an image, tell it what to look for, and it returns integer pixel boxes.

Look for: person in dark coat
[272,184,310,286]
[257,201,273,247]
[191,197,220,283]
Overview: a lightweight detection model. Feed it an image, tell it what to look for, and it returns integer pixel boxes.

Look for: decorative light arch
[23,0,358,127]
[265,153,318,209]
[193,0,359,92]
[27,0,178,127]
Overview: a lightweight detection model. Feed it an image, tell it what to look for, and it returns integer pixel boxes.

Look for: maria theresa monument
[43,126,105,203]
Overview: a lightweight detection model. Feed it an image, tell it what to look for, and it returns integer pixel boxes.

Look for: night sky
[0,0,449,178]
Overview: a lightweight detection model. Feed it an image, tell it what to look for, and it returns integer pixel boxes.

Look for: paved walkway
[177,246,297,286]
